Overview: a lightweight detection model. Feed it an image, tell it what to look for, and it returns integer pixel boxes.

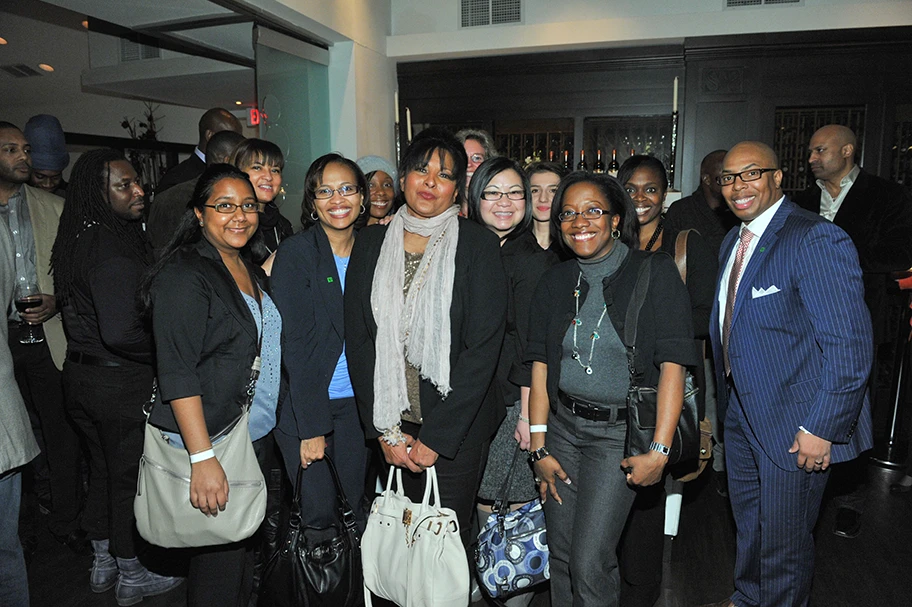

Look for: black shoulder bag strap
[623,255,653,381]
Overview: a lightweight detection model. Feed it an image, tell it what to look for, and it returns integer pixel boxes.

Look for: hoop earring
[311,211,319,221]
[611,228,621,240]
[359,204,366,215]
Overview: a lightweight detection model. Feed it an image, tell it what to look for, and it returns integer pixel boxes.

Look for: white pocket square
[751,285,781,299]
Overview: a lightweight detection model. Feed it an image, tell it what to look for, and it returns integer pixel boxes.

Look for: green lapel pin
[758,246,766,252]
[327,277,334,283]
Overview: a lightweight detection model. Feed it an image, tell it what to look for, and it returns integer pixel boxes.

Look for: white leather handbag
[362,466,469,607]
[134,407,266,548]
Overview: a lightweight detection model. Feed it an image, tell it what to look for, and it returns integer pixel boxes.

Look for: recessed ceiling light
[81,20,89,29]
[0,37,8,45]
[38,63,54,72]
[235,100,243,105]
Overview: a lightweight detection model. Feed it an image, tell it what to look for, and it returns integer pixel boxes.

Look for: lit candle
[406,107,412,142]
[673,77,679,113]
[394,91,400,124]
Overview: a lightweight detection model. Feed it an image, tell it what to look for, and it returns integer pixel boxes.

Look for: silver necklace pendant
[585,366,593,375]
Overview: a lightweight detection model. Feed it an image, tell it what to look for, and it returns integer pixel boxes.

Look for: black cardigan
[270,224,347,440]
[525,248,697,411]
[149,238,270,436]
[496,231,557,406]
[344,219,508,460]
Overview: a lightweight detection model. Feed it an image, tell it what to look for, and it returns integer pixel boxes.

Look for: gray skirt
[477,402,539,502]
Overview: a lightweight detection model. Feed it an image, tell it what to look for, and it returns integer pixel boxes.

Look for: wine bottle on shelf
[593,149,605,174]
[607,149,620,177]
[549,150,555,162]
[630,148,636,158]
[563,150,572,171]
[577,150,589,171]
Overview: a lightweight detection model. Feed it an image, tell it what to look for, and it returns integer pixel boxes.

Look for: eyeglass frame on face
[203,201,265,214]
[314,184,361,199]
[481,189,525,201]
[557,207,611,223]
[716,168,778,187]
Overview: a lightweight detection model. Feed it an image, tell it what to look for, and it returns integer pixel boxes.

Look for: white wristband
[529,424,548,433]
[189,449,215,464]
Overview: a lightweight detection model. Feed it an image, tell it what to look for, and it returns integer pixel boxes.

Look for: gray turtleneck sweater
[559,241,630,406]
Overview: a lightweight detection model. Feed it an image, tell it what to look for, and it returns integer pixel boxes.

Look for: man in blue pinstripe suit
[707,141,873,607]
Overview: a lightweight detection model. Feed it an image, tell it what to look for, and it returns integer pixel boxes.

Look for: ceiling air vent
[727,0,802,6]
[461,0,522,28]
[120,39,161,62]
[0,64,43,78]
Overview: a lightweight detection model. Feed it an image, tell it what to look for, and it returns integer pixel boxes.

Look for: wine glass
[14,282,45,344]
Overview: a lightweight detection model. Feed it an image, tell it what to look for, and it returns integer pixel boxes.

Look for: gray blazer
[0,221,39,475]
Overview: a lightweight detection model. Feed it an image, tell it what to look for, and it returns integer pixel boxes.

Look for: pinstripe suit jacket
[709,198,873,471]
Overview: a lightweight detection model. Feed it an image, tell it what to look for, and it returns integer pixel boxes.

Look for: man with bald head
[795,124,912,341]
[154,107,242,194]
[704,141,872,607]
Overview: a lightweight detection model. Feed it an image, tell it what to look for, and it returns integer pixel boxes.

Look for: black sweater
[526,248,698,411]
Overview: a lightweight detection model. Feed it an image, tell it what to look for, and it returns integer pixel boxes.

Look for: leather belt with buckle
[558,391,627,422]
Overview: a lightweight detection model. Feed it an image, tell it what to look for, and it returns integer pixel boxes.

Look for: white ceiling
[1,0,258,112]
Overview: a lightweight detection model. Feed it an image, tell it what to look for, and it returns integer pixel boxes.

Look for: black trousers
[8,325,82,535]
[63,360,153,558]
[618,481,666,607]
[187,434,272,607]
[274,396,369,530]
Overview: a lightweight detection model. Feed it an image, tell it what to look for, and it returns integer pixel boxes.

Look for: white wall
[389,0,912,59]
[244,0,398,160]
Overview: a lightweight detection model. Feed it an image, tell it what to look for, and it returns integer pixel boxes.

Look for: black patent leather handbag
[258,454,362,607]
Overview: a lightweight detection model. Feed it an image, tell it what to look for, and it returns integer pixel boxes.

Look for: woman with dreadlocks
[50,148,183,605]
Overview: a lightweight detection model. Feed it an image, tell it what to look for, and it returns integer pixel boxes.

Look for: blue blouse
[328,254,354,399]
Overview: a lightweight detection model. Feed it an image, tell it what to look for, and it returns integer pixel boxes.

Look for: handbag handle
[492,444,525,515]
[421,465,442,508]
[383,465,406,499]
[292,454,358,533]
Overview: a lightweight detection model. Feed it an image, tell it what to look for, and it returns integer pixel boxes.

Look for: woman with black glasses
[271,153,370,529]
[467,157,556,605]
[140,164,282,607]
[525,171,696,607]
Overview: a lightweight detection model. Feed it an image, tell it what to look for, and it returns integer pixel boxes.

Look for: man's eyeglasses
[314,185,360,199]
[481,190,525,201]
[716,168,778,187]
[203,202,264,214]
[557,207,610,223]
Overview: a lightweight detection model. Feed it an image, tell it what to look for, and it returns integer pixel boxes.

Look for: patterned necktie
[722,227,754,375]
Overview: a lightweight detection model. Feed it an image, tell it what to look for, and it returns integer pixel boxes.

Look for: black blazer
[271,224,347,440]
[149,238,270,436]
[155,153,205,195]
[344,219,508,460]
[526,249,697,413]
[793,167,912,342]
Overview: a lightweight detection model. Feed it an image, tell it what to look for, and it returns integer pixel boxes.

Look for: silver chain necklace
[571,271,607,375]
